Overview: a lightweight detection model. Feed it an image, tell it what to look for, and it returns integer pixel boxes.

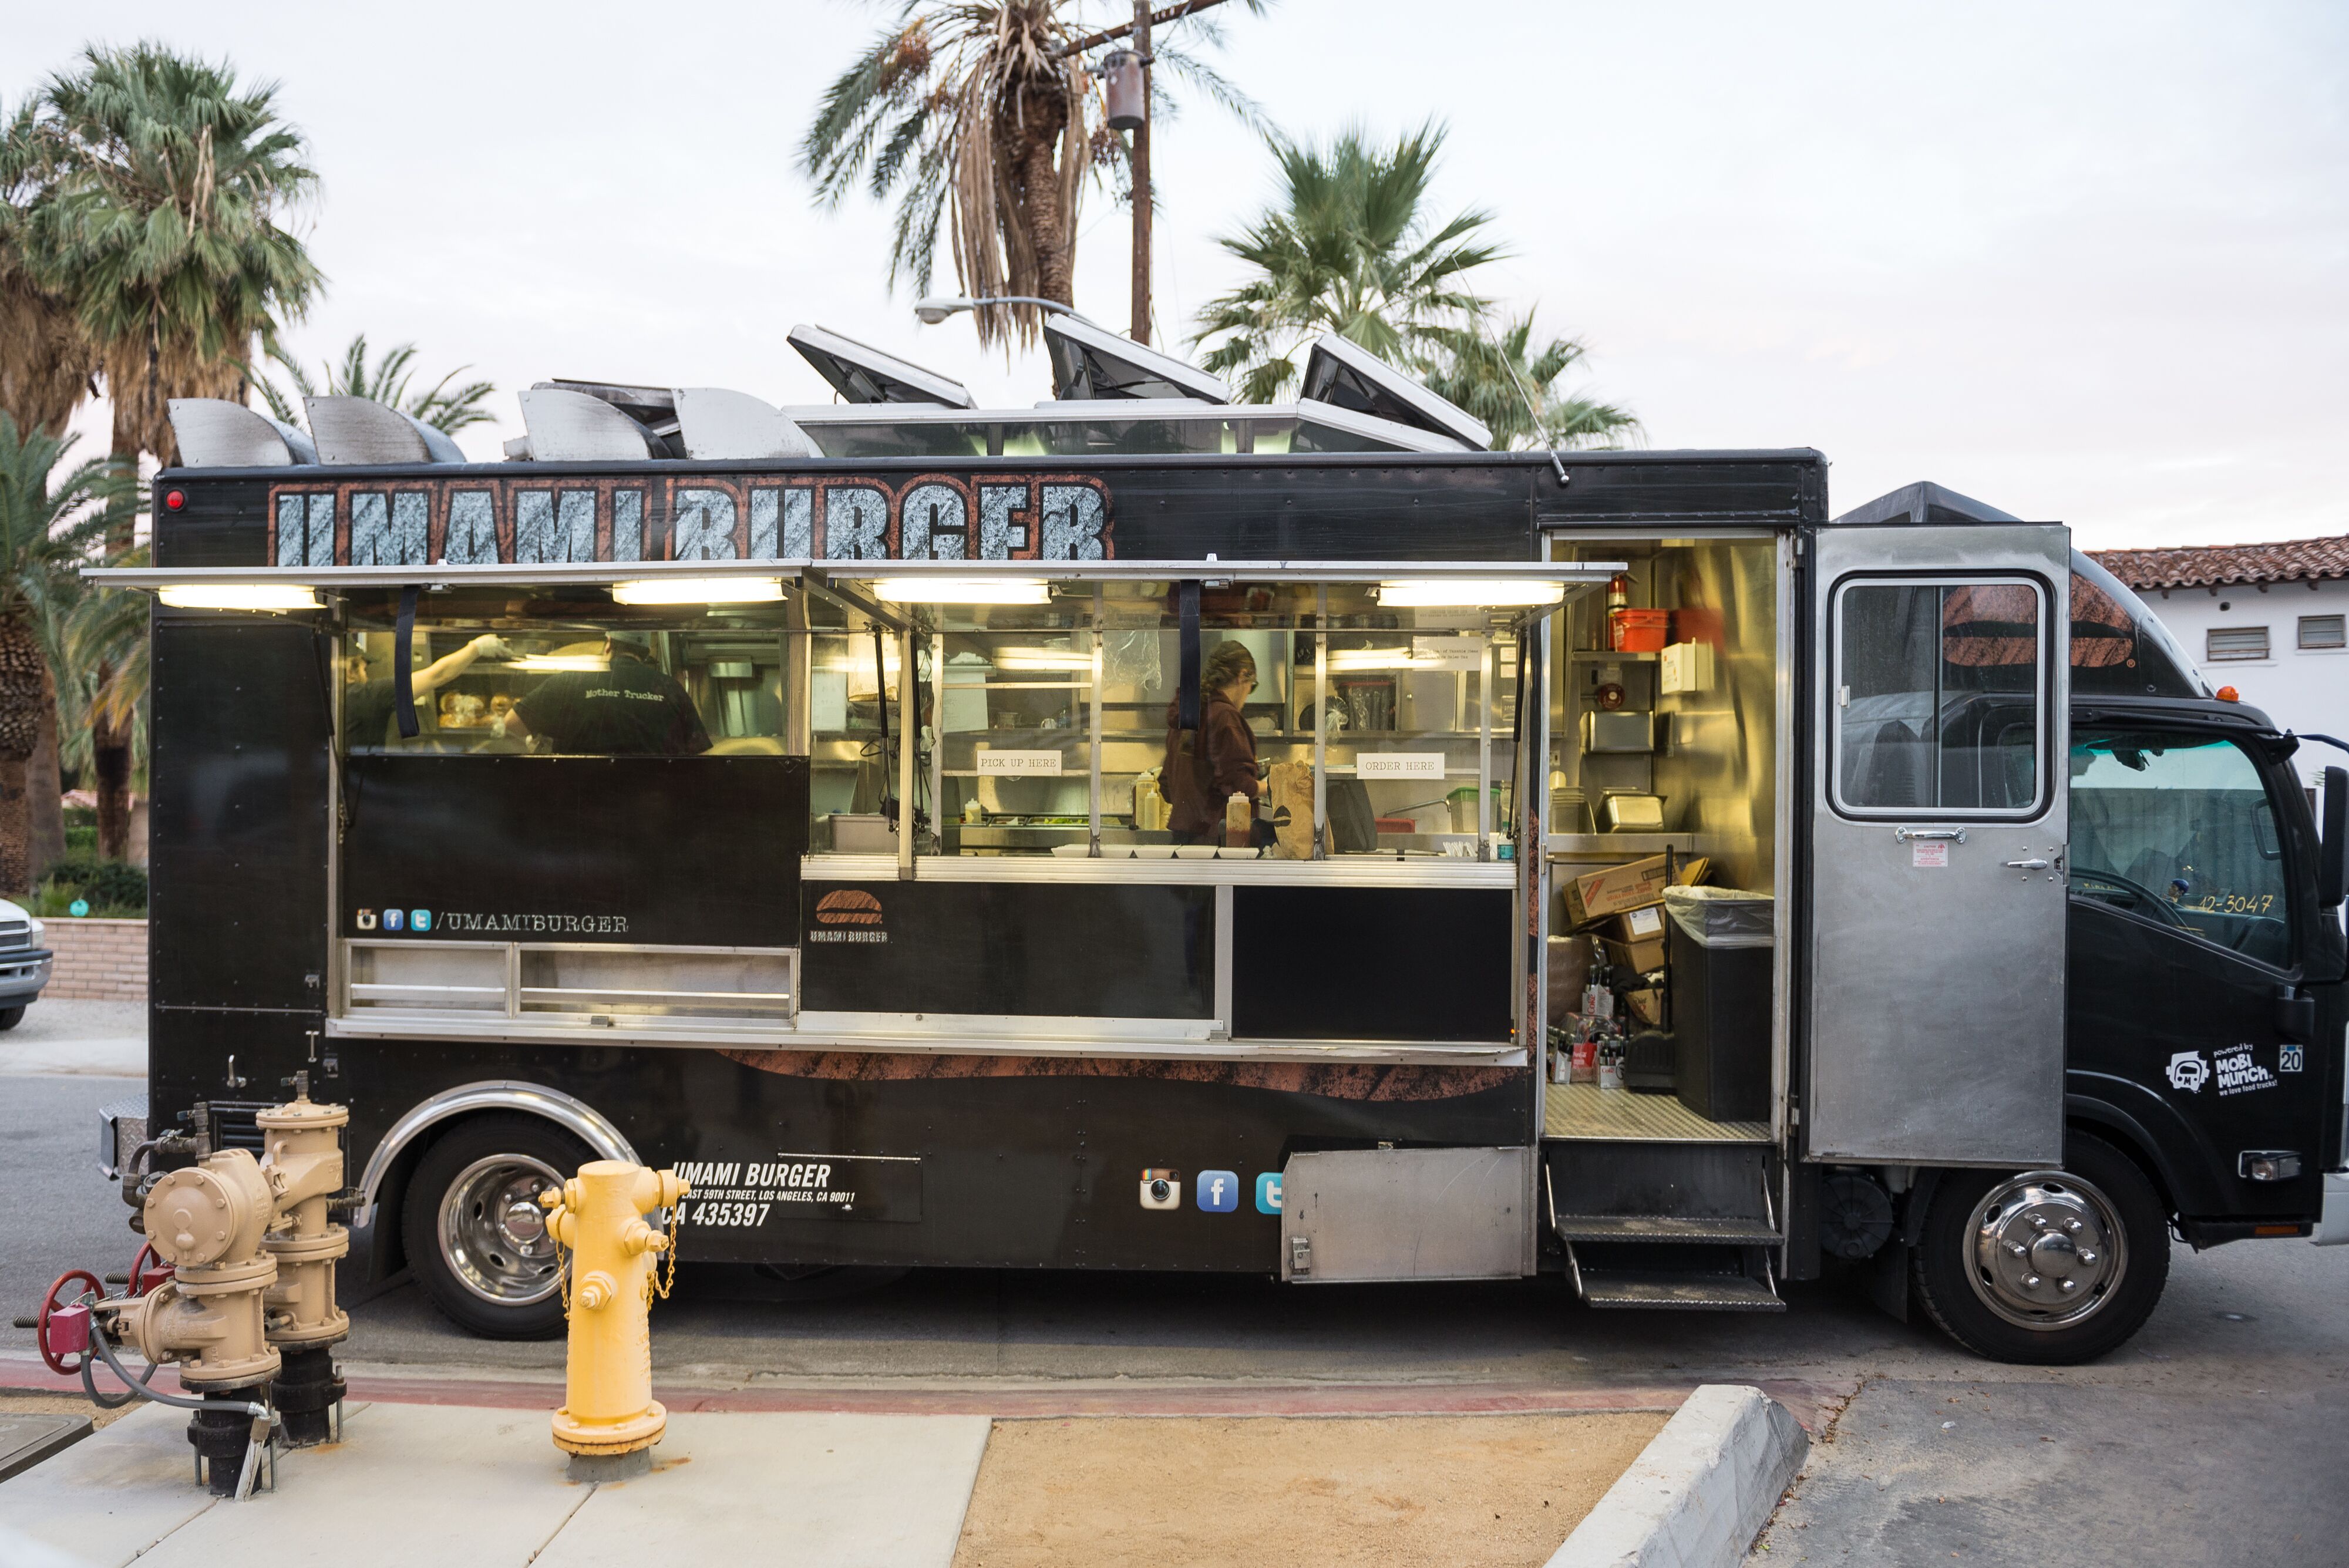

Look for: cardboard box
[1546,935,1595,1021]
[1602,933,1668,976]
[1564,854,1709,929]
[1606,905,1667,944]
[1624,987,1664,1026]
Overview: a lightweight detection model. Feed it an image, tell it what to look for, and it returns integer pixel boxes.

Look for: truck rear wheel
[1912,1133,2169,1365]
[402,1115,590,1340]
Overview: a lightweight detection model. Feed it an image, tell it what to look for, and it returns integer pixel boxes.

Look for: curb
[0,1357,1850,1428]
[1546,1383,1807,1568]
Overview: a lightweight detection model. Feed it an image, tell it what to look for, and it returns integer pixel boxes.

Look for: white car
[0,897,54,1029]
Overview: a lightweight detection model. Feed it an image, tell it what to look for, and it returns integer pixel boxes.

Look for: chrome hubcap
[439,1154,564,1305]
[1967,1172,2126,1330]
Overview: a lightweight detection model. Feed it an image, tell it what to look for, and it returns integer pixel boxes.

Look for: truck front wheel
[1912,1133,2170,1365]
[402,1115,591,1340]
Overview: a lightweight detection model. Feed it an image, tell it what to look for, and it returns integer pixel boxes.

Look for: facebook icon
[1196,1169,1239,1213]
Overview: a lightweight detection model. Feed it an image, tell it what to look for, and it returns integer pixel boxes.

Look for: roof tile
[2088,535,2349,590]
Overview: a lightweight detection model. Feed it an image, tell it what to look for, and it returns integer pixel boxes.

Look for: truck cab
[1808,488,2349,1362]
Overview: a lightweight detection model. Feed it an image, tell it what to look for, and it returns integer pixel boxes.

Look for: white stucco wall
[2136,576,2349,789]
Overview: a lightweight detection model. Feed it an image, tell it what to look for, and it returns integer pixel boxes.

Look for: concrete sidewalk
[1,1401,992,1568]
[0,1000,144,1078]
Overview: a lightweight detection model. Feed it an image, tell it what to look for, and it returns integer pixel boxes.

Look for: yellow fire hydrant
[540,1160,690,1480]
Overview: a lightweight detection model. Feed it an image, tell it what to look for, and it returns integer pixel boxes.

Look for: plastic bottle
[1225,792,1253,847]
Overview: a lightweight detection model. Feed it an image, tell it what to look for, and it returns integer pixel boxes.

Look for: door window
[2069,730,2293,967]
[1832,578,2047,816]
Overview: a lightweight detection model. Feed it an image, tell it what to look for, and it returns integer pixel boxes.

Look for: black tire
[1913,1132,2170,1365]
[402,1115,591,1340]
[0,1005,24,1031]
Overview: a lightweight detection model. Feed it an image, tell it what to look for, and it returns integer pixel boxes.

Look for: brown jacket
[1162,692,1260,842]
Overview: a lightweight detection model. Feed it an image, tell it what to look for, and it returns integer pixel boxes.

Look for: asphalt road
[6,1058,2347,1563]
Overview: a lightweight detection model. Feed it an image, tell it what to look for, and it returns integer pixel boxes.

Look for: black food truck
[95,326,2348,1366]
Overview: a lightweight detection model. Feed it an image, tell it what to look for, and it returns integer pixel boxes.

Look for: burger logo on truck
[810,889,887,944]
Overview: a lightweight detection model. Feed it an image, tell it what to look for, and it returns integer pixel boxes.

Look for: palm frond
[12,42,322,464]
[802,1,1266,344]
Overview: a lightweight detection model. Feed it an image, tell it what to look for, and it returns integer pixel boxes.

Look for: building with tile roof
[2091,535,2349,787]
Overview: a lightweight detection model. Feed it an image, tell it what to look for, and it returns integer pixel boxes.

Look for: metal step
[1573,1268,1787,1313]
[1552,1214,1782,1246]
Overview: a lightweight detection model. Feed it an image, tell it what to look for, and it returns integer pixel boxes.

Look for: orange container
[1608,607,1670,653]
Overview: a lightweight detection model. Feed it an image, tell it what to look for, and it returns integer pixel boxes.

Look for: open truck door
[1805,519,2072,1166]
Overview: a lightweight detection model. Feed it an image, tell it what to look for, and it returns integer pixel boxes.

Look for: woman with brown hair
[1162,640,1263,846]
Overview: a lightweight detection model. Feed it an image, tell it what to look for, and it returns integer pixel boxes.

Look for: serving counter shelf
[1544,832,1697,863]
[802,852,1517,887]
[324,1009,1523,1065]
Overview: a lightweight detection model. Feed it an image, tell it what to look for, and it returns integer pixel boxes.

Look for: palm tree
[801,1,1097,346]
[1192,123,1639,446]
[0,415,132,891]
[0,245,93,439]
[1416,313,1640,450]
[1192,123,1502,403]
[5,45,322,478]
[48,543,149,865]
[258,334,496,435]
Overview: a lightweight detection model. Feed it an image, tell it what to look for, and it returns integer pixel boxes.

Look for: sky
[14,1,2346,550]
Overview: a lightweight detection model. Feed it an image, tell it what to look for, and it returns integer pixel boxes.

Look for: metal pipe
[931,631,946,849]
[898,624,917,878]
[1313,587,1328,860]
[1479,635,1495,856]
[1088,587,1103,856]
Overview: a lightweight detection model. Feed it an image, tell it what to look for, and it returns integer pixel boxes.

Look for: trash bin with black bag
[1664,886,1773,1122]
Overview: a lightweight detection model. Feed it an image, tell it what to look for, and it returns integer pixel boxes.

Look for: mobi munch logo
[809,889,886,944]
[264,473,1115,567]
[2212,1045,2279,1096]
[2168,1046,2280,1097]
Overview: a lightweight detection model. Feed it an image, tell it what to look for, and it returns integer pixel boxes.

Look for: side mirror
[2321,766,2347,910]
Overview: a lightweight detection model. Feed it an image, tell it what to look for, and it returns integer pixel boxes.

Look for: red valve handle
[36,1270,105,1377]
[129,1243,173,1297]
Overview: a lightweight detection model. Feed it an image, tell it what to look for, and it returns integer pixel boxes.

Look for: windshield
[2069,729,2290,967]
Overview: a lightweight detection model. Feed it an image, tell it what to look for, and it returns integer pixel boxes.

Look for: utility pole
[1064,1,1241,345]
[1130,0,1153,345]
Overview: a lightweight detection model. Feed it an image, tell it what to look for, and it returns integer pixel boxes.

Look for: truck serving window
[814,578,1519,861]
[2069,731,2292,968]
[1832,578,2046,817]
[339,597,787,757]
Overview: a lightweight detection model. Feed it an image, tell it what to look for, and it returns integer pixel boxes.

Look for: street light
[913,295,1096,326]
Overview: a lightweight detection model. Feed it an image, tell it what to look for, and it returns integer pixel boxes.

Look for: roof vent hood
[1297,334,1489,451]
[789,325,974,407]
[165,398,318,467]
[1043,315,1230,403]
[304,395,466,465]
[516,386,672,461]
[519,385,686,462]
[674,388,822,460]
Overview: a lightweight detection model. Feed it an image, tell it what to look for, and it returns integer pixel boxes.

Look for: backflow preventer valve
[36,1075,354,1495]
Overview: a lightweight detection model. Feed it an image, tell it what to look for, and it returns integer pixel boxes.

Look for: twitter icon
[1254,1172,1283,1214]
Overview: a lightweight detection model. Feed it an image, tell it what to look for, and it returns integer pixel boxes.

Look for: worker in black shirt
[498,632,712,756]
[341,634,511,751]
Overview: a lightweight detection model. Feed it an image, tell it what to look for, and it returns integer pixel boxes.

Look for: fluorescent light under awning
[611,576,784,605]
[158,584,322,612]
